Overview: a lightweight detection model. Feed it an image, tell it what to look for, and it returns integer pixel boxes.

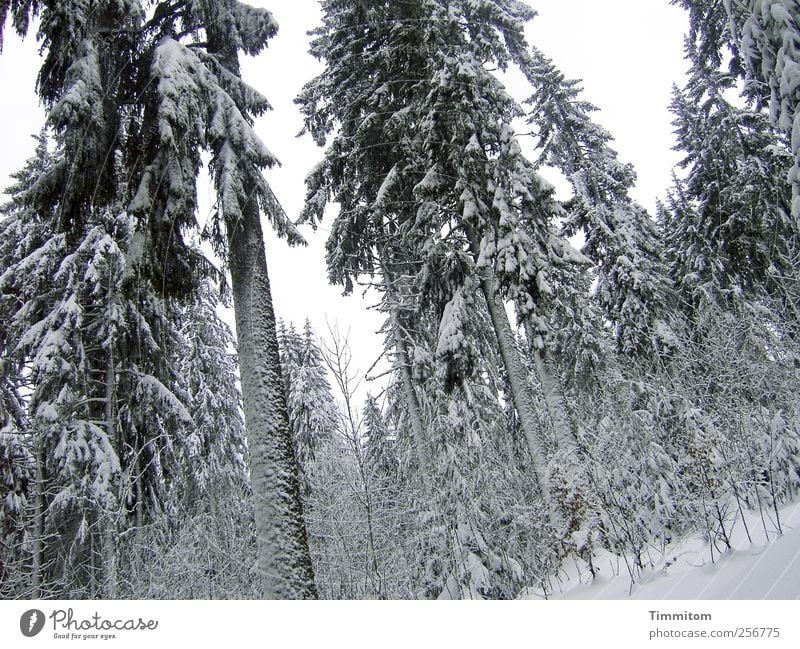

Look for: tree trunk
[134,432,143,532]
[88,520,97,598]
[104,356,117,599]
[226,198,317,599]
[382,269,427,468]
[471,261,551,501]
[103,523,116,599]
[32,442,44,598]
[525,328,577,456]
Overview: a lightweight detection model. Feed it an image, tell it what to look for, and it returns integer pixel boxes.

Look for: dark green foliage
[664,67,798,319]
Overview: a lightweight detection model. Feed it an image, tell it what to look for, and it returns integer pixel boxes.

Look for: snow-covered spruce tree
[522,48,678,358]
[411,1,577,505]
[362,395,398,478]
[298,0,434,466]
[0,365,32,598]
[0,135,126,597]
[297,1,618,596]
[0,133,47,597]
[663,63,799,327]
[654,27,800,545]
[143,1,316,598]
[1,202,118,596]
[516,49,698,555]
[176,278,249,510]
[672,0,800,219]
[0,133,257,598]
[298,0,581,505]
[118,277,257,599]
[1,1,316,598]
[0,148,201,597]
[278,319,339,495]
[0,4,169,598]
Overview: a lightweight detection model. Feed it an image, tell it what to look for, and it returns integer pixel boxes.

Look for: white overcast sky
[0,0,689,397]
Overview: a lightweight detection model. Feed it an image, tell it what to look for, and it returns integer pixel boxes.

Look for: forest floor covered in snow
[524,500,800,600]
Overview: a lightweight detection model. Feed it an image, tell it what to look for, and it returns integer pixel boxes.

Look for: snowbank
[525,500,800,599]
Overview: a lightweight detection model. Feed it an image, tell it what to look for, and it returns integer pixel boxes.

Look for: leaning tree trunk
[226,198,317,599]
[524,326,577,458]
[526,336,585,529]
[477,269,551,499]
[464,225,550,499]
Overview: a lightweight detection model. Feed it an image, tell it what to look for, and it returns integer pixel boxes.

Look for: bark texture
[475,267,550,500]
[383,271,427,468]
[530,341,577,457]
[227,198,317,599]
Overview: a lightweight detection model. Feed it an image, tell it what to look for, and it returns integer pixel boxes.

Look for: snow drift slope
[527,500,800,599]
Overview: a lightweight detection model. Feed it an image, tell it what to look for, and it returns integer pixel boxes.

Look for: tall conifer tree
[0,0,316,598]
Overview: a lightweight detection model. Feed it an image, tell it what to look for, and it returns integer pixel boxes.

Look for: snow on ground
[525,500,800,599]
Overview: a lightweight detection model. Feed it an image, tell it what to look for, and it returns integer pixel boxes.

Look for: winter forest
[0,0,799,601]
